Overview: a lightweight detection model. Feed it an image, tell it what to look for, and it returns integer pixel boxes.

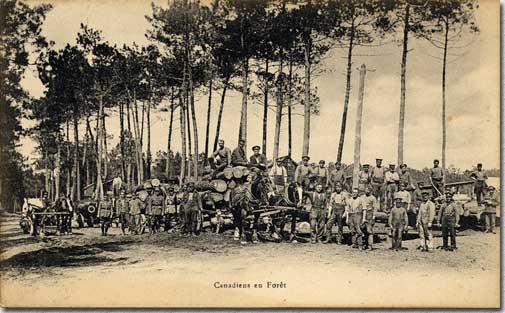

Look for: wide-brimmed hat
[252,145,260,151]
[302,155,310,161]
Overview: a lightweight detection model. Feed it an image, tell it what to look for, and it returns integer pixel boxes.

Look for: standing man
[231,139,249,167]
[116,190,130,235]
[305,183,328,243]
[358,164,371,195]
[249,145,268,168]
[315,160,329,188]
[437,191,460,251]
[361,186,378,250]
[295,156,315,191]
[416,192,436,252]
[129,192,144,234]
[430,159,444,197]
[385,164,400,210]
[148,188,166,233]
[389,196,408,251]
[164,187,178,231]
[398,164,412,190]
[328,162,346,192]
[183,182,202,236]
[346,188,365,249]
[482,186,498,233]
[395,182,412,225]
[371,158,386,210]
[210,139,232,171]
[269,159,288,193]
[98,192,114,236]
[324,183,348,244]
[470,163,488,206]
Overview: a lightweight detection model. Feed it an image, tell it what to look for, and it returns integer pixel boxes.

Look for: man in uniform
[231,173,260,244]
[315,160,329,188]
[470,163,488,206]
[182,182,202,236]
[210,139,232,171]
[389,196,408,251]
[328,162,346,192]
[385,164,400,210]
[295,156,315,190]
[324,183,348,244]
[361,186,378,250]
[437,191,460,251]
[416,192,436,252]
[371,158,386,210]
[98,192,114,236]
[116,190,130,235]
[482,185,498,233]
[358,164,371,194]
[395,182,413,225]
[148,188,166,233]
[164,187,178,231]
[269,159,288,193]
[249,145,268,168]
[346,188,365,249]
[231,139,249,166]
[54,193,73,235]
[129,192,144,235]
[430,159,444,197]
[304,183,328,243]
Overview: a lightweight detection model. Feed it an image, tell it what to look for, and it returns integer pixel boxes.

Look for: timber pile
[195,166,251,204]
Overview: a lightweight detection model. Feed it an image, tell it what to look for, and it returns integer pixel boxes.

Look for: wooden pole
[352,64,367,190]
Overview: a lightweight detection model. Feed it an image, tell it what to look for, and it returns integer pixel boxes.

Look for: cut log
[210,192,224,203]
[228,180,237,189]
[195,181,215,192]
[223,167,234,180]
[211,179,227,193]
[233,166,244,179]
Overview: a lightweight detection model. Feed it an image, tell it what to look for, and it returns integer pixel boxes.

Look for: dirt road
[0,214,500,308]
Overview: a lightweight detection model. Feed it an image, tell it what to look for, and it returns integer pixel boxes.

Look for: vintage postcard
[0,0,500,308]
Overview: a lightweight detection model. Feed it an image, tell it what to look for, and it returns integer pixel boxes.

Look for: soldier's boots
[252,230,259,244]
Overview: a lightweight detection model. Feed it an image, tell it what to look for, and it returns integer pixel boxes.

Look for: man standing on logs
[385,164,400,210]
[231,139,249,167]
[430,159,444,197]
[295,156,315,191]
[328,162,346,192]
[269,159,288,193]
[358,164,371,195]
[315,160,329,188]
[249,145,268,168]
[371,158,386,210]
[470,163,488,207]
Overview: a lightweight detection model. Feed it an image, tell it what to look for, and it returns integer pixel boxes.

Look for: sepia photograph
[0,0,501,308]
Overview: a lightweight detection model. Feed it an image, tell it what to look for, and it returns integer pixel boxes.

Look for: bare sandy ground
[0,215,500,308]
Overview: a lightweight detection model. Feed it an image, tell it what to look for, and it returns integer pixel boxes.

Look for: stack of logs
[195,166,251,205]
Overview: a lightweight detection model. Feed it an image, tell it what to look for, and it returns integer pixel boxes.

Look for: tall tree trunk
[66,121,71,197]
[302,37,311,157]
[102,113,108,181]
[44,149,49,194]
[185,82,192,179]
[441,21,449,185]
[73,112,80,201]
[262,59,269,155]
[166,90,175,177]
[352,64,367,189]
[179,91,187,185]
[204,78,212,161]
[189,76,199,180]
[287,59,293,157]
[95,95,104,200]
[146,100,152,179]
[273,59,284,162]
[213,75,230,152]
[119,101,126,180]
[337,18,355,163]
[397,3,410,166]
[238,57,249,148]
[55,144,61,201]
[132,90,143,184]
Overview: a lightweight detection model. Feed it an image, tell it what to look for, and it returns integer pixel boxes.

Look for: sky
[19,0,500,171]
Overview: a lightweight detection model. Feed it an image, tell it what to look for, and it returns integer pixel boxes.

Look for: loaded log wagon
[21,197,72,238]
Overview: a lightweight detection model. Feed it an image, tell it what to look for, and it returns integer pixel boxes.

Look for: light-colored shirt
[385,171,400,183]
[347,197,365,214]
[328,169,346,187]
[417,200,436,224]
[431,167,443,180]
[294,164,315,184]
[394,190,411,209]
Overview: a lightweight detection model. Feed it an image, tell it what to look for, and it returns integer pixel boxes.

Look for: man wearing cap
[98,192,114,236]
[129,192,144,234]
[361,186,378,250]
[295,156,316,190]
[211,139,232,169]
[437,192,460,251]
[147,188,166,234]
[371,158,386,210]
[482,186,498,233]
[398,164,412,189]
[417,192,436,252]
[315,160,329,187]
[304,183,328,243]
[164,187,178,232]
[358,164,371,195]
[249,146,268,168]
[346,188,366,249]
[182,183,202,236]
[389,196,408,251]
[385,164,400,210]
[116,190,130,235]
[324,183,348,244]
[395,182,411,211]
[328,162,346,192]
[231,139,249,167]
[430,159,444,197]
[470,163,488,207]
[269,159,288,193]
